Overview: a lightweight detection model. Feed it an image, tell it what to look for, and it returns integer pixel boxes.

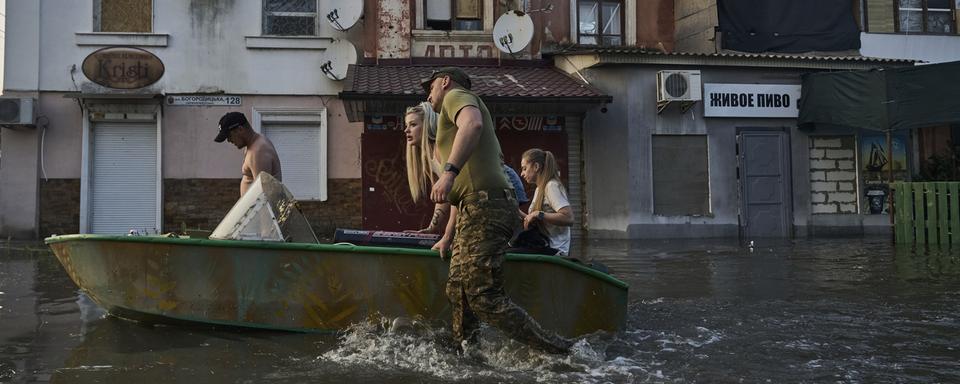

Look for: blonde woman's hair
[405,102,440,202]
[523,148,566,213]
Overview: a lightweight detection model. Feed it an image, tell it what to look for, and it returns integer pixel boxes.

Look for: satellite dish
[493,10,534,54]
[320,39,357,81]
[325,0,363,31]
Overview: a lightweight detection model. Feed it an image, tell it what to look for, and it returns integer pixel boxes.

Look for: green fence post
[901,183,915,244]
[947,182,960,244]
[926,183,939,243]
[915,183,927,244]
[938,182,949,244]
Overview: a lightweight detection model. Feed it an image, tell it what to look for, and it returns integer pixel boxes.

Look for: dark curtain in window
[717,0,861,53]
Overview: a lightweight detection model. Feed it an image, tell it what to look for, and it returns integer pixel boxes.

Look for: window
[577,0,623,45]
[94,0,152,33]
[263,0,318,36]
[652,135,710,216]
[864,0,957,34]
[259,111,327,201]
[425,0,483,31]
[898,0,956,33]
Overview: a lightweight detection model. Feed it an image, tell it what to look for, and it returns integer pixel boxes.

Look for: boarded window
[261,111,327,201]
[809,136,858,214]
[426,0,483,31]
[865,0,896,32]
[263,0,318,36]
[95,0,152,33]
[652,135,710,216]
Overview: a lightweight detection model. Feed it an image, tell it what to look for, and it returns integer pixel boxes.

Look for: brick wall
[163,178,362,241]
[300,178,362,241]
[809,136,858,214]
[36,178,361,240]
[39,179,81,237]
[163,179,238,233]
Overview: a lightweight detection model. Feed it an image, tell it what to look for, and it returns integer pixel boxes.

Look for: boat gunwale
[45,234,629,289]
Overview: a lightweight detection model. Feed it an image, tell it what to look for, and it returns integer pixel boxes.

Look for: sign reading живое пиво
[82,47,164,89]
[703,84,801,118]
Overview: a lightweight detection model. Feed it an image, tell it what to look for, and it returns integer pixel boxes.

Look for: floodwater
[1,237,958,383]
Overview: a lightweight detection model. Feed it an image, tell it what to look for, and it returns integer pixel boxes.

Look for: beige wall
[0,120,39,238]
[37,93,84,178]
[35,94,361,180]
[163,96,361,179]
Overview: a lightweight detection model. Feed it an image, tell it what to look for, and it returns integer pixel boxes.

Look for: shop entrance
[86,119,160,234]
[737,129,792,238]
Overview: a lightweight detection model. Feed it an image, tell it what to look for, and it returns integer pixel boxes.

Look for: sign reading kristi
[703,84,801,118]
[82,47,164,89]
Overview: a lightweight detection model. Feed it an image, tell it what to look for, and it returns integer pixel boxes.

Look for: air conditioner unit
[0,97,37,129]
[657,70,702,102]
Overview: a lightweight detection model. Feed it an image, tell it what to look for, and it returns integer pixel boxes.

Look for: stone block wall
[39,179,81,237]
[809,136,858,214]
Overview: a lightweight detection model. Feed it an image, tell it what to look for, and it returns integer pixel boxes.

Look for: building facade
[1,0,365,239]
[555,51,913,239]
[859,0,960,63]
[4,0,944,241]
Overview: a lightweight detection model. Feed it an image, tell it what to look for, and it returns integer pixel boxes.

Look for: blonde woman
[403,102,451,235]
[519,148,573,255]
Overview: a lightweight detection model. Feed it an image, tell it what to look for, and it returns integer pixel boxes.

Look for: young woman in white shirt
[519,148,573,255]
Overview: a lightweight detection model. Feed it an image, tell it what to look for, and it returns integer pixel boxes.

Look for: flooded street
[1,238,959,383]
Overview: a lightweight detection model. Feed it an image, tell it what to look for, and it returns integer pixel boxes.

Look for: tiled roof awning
[339,65,611,121]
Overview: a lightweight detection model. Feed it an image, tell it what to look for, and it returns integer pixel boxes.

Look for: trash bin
[865,185,888,214]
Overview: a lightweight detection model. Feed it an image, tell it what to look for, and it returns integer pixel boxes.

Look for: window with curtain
[898,0,955,33]
[94,0,152,32]
[262,0,318,36]
[577,0,623,45]
[425,0,483,31]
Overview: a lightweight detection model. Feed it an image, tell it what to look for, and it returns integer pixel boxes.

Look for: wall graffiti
[422,44,495,58]
[361,116,567,231]
[363,157,418,215]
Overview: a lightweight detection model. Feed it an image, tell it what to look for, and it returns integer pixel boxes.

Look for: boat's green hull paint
[46,235,628,337]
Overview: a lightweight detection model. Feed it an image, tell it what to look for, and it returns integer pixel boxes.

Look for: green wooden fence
[893,182,960,244]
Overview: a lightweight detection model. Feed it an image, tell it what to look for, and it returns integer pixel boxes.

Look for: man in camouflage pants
[423,67,572,354]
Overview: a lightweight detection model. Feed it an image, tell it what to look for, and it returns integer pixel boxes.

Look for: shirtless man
[214,111,282,196]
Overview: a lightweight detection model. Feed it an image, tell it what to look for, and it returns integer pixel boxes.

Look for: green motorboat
[45,234,628,337]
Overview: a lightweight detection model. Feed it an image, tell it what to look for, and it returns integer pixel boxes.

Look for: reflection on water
[1,238,959,383]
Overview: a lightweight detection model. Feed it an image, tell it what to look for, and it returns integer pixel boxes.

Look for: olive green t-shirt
[436,88,510,205]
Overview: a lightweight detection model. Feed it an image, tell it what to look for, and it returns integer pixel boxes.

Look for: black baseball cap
[420,67,472,93]
[215,111,248,142]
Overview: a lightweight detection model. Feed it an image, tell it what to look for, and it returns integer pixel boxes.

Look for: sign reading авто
[166,95,242,106]
[703,84,802,118]
[82,47,164,89]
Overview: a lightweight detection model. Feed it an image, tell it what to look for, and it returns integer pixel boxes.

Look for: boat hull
[46,235,628,337]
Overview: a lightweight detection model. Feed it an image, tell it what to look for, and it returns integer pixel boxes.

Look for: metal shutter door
[90,122,158,234]
[264,124,322,200]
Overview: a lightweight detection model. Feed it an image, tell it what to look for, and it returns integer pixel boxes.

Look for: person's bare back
[215,112,283,197]
[240,135,282,196]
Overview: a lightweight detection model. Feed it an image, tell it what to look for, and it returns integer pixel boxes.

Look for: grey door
[739,131,791,238]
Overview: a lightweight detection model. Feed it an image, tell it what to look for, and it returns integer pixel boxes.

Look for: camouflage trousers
[446,193,572,354]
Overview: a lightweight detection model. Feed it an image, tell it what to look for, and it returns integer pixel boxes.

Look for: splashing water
[317,317,675,383]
